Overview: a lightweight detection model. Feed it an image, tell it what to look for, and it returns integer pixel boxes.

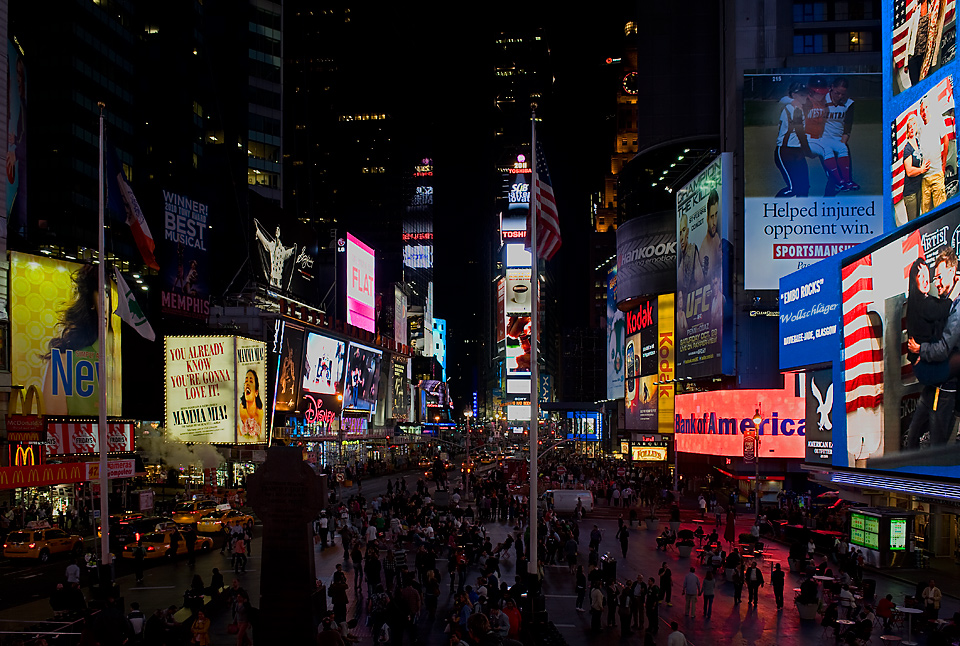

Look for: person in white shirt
[919,97,948,215]
[425,525,435,540]
[667,621,688,646]
[65,559,80,585]
[682,567,701,618]
[365,524,378,543]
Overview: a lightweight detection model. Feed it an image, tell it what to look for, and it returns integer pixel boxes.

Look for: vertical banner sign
[164,336,235,443]
[236,337,268,444]
[657,294,675,432]
[676,155,734,378]
[10,253,123,416]
[805,368,834,464]
[394,286,408,345]
[274,324,304,413]
[346,233,376,333]
[606,267,625,400]
[160,190,210,319]
[625,297,658,430]
[742,71,882,287]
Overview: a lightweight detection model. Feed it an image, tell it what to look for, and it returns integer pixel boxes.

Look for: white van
[541,490,594,515]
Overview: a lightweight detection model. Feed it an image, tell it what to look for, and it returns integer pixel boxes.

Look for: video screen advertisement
[743,70,882,290]
[274,323,304,413]
[778,256,843,370]
[658,294,676,432]
[344,341,383,413]
[890,76,958,225]
[615,210,677,301]
[164,335,267,444]
[676,154,734,379]
[300,331,346,429]
[606,267,625,400]
[840,202,960,477]
[891,0,956,97]
[505,267,533,376]
[10,252,122,417]
[806,368,835,466]
[674,379,805,458]
[253,214,319,304]
[625,296,658,431]
[160,190,210,319]
[346,232,375,333]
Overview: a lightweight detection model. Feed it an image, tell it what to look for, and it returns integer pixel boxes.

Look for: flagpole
[97,104,112,581]
[528,109,539,582]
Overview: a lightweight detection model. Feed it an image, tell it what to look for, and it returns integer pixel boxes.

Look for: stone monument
[246,446,326,642]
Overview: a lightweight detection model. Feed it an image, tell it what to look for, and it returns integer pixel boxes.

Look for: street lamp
[464,410,473,499]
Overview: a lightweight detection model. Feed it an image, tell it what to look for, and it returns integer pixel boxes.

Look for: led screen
[346,233,375,332]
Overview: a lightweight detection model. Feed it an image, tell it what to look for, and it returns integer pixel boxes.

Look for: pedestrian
[319,512,330,549]
[329,577,349,624]
[745,560,764,607]
[184,525,197,566]
[667,621,688,646]
[618,579,634,635]
[131,541,146,585]
[645,577,660,636]
[190,609,211,645]
[631,575,646,630]
[698,495,707,519]
[682,567,701,619]
[590,581,604,633]
[732,563,744,604]
[616,524,629,558]
[659,562,673,606]
[702,570,715,619]
[605,579,618,628]
[575,565,587,611]
[234,593,253,646]
[65,559,81,586]
[771,563,785,610]
[922,579,942,620]
[232,535,247,574]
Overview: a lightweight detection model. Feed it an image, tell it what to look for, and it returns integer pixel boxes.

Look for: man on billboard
[919,97,949,214]
[700,191,722,287]
[255,220,296,289]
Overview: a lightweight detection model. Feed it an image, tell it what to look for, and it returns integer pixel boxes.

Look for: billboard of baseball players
[891,76,958,225]
[891,0,957,97]
[743,71,882,289]
[675,154,734,379]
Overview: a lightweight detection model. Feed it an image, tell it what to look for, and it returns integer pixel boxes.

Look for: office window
[793,33,828,53]
[793,2,827,22]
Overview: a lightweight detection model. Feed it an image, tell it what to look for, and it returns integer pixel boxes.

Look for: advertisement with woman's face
[343,342,382,413]
[840,203,960,477]
[10,252,122,417]
[236,337,267,444]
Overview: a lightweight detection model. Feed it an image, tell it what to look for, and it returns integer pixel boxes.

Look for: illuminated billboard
[10,252,122,417]
[344,342,383,412]
[891,76,957,226]
[505,268,532,314]
[625,297,658,430]
[657,294,676,432]
[805,368,834,465]
[606,267,625,400]
[676,155,734,378]
[300,331,346,428]
[160,190,210,319]
[164,335,267,444]
[615,211,677,300]
[840,203,960,476]
[274,323,304,413]
[346,233,375,333]
[674,380,805,458]
[394,285,408,345]
[891,0,956,97]
[743,71,882,288]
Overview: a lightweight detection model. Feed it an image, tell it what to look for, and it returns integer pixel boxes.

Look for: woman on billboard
[238,369,264,440]
[774,83,813,198]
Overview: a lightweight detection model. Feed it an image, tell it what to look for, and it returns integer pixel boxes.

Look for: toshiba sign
[674,381,805,458]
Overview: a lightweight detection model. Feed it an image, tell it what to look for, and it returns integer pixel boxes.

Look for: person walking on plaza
[771,563,785,610]
[631,575,646,631]
[590,581,604,633]
[659,562,673,606]
[645,577,660,636]
[616,524,630,558]
[575,565,587,611]
[682,567,701,619]
[667,621,688,646]
[732,563,744,604]
[701,571,716,619]
[746,561,764,607]
[923,579,943,620]
[698,495,707,519]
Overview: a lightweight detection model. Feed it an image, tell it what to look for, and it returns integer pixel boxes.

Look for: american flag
[893,0,918,70]
[842,255,884,414]
[529,139,561,261]
[947,0,957,27]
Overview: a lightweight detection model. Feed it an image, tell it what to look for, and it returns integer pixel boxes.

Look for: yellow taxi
[196,509,254,534]
[171,499,219,525]
[3,524,83,562]
[121,526,213,560]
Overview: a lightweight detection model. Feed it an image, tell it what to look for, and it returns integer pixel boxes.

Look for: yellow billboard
[10,252,122,416]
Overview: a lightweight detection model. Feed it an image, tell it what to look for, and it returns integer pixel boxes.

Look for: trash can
[601,554,617,583]
[861,578,876,602]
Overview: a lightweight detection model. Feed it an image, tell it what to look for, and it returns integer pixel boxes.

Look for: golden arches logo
[9,385,44,416]
[13,445,36,467]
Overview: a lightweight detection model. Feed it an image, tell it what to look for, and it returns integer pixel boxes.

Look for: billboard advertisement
[674,381,805,458]
[394,285,408,345]
[235,337,268,444]
[274,324,304,413]
[346,233,375,333]
[7,40,26,240]
[657,294,676,432]
[676,155,734,378]
[505,268,532,314]
[805,368,834,465]
[625,297,658,430]
[615,210,677,301]
[840,203,960,476]
[300,331,346,428]
[344,342,383,412]
[391,358,409,422]
[606,267,625,400]
[891,76,957,225]
[254,215,318,303]
[743,71,882,289]
[892,0,956,97]
[160,190,210,319]
[45,422,134,456]
[164,336,235,444]
[10,253,122,417]
[506,314,531,375]
[779,258,843,370]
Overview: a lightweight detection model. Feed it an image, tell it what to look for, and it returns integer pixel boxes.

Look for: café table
[897,606,924,646]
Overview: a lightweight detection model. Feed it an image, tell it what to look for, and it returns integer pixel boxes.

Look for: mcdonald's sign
[6,385,44,434]
[0,463,86,490]
[10,444,41,467]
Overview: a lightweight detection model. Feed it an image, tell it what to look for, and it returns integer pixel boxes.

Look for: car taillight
[147,546,155,551]
[135,533,141,541]
[2,544,6,548]
[28,542,36,548]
